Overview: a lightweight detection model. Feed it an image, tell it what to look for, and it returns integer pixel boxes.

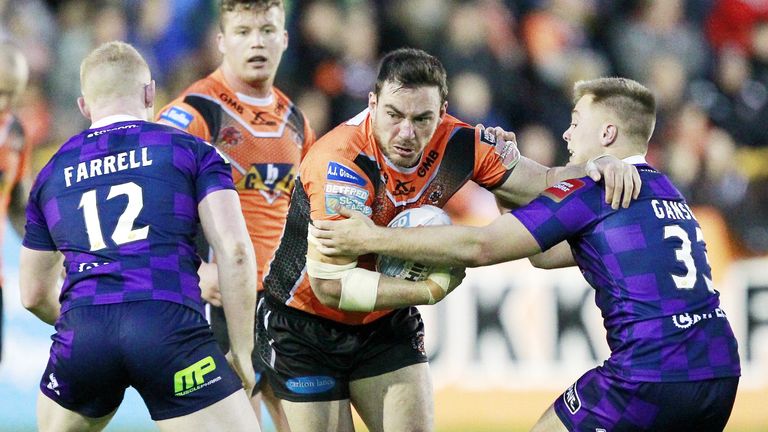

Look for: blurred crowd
[2,0,768,254]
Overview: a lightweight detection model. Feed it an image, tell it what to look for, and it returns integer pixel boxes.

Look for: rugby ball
[376,205,452,281]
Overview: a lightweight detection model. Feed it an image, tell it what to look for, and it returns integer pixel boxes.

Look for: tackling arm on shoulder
[483,126,641,209]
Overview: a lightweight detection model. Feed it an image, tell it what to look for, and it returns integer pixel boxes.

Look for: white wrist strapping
[306,255,380,312]
[425,269,451,305]
[339,268,381,312]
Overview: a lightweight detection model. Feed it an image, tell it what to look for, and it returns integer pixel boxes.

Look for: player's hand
[198,261,222,307]
[226,350,256,396]
[310,205,378,256]
[584,155,641,210]
[478,124,521,170]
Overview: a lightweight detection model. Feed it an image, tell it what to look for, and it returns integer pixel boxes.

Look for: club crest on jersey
[327,161,367,186]
[160,106,193,130]
[542,179,586,202]
[236,163,296,204]
[218,126,242,147]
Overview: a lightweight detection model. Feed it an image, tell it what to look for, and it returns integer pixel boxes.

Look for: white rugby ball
[376,205,452,281]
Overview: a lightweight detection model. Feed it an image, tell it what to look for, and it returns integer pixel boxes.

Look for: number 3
[663,224,715,293]
[78,182,149,251]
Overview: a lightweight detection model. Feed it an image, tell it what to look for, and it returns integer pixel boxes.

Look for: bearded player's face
[218,5,288,86]
[369,81,447,168]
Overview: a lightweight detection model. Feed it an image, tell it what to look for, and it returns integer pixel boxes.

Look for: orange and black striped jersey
[0,113,28,280]
[264,109,511,325]
[156,69,315,291]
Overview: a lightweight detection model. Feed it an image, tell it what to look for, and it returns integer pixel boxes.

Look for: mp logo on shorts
[173,356,222,396]
[285,376,336,394]
[563,380,582,414]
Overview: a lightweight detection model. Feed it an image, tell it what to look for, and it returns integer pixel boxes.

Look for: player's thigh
[282,399,355,432]
[37,391,116,432]
[350,363,433,432]
[530,403,568,432]
[121,301,244,421]
[155,390,258,432]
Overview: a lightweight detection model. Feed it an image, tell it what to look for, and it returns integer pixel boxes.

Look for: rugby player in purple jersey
[19,41,261,432]
[311,77,741,432]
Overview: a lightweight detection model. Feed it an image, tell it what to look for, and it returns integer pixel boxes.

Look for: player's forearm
[19,248,63,325]
[216,241,257,355]
[493,157,550,206]
[493,159,589,207]
[311,275,439,311]
[367,224,489,267]
[547,164,587,186]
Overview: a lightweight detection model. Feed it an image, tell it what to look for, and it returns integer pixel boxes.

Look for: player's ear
[368,92,377,112]
[217,32,226,55]
[439,100,448,120]
[144,80,156,108]
[77,96,91,120]
[283,30,289,51]
[600,124,617,147]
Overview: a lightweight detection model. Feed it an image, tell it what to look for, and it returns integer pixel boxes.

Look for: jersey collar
[622,154,648,165]
[90,115,142,129]
[235,90,274,107]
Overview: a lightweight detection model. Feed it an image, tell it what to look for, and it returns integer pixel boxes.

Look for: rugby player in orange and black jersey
[157,2,313,430]
[158,70,315,294]
[257,49,640,432]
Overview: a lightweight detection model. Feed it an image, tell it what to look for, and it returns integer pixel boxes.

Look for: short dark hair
[574,77,657,142]
[219,0,283,30]
[374,48,448,103]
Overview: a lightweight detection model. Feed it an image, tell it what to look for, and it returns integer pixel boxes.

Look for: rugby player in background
[0,41,31,365]
[258,48,641,432]
[157,1,314,429]
[20,41,260,432]
[312,77,741,432]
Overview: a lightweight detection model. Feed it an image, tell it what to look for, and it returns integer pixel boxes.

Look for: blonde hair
[80,41,150,104]
[573,77,656,143]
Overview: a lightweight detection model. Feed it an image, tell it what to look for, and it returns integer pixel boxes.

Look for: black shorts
[206,291,265,393]
[554,367,739,431]
[40,301,243,420]
[257,296,428,402]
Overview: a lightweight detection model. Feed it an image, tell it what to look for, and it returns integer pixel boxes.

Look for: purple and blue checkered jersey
[512,162,741,382]
[23,119,235,315]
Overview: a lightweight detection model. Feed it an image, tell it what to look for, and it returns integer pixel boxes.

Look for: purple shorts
[554,367,739,431]
[40,301,243,420]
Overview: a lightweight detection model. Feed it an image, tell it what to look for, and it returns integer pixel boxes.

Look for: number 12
[78,182,149,251]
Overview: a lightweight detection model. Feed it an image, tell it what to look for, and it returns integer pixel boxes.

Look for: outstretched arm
[311,206,543,268]
[528,241,576,269]
[484,127,641,209]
